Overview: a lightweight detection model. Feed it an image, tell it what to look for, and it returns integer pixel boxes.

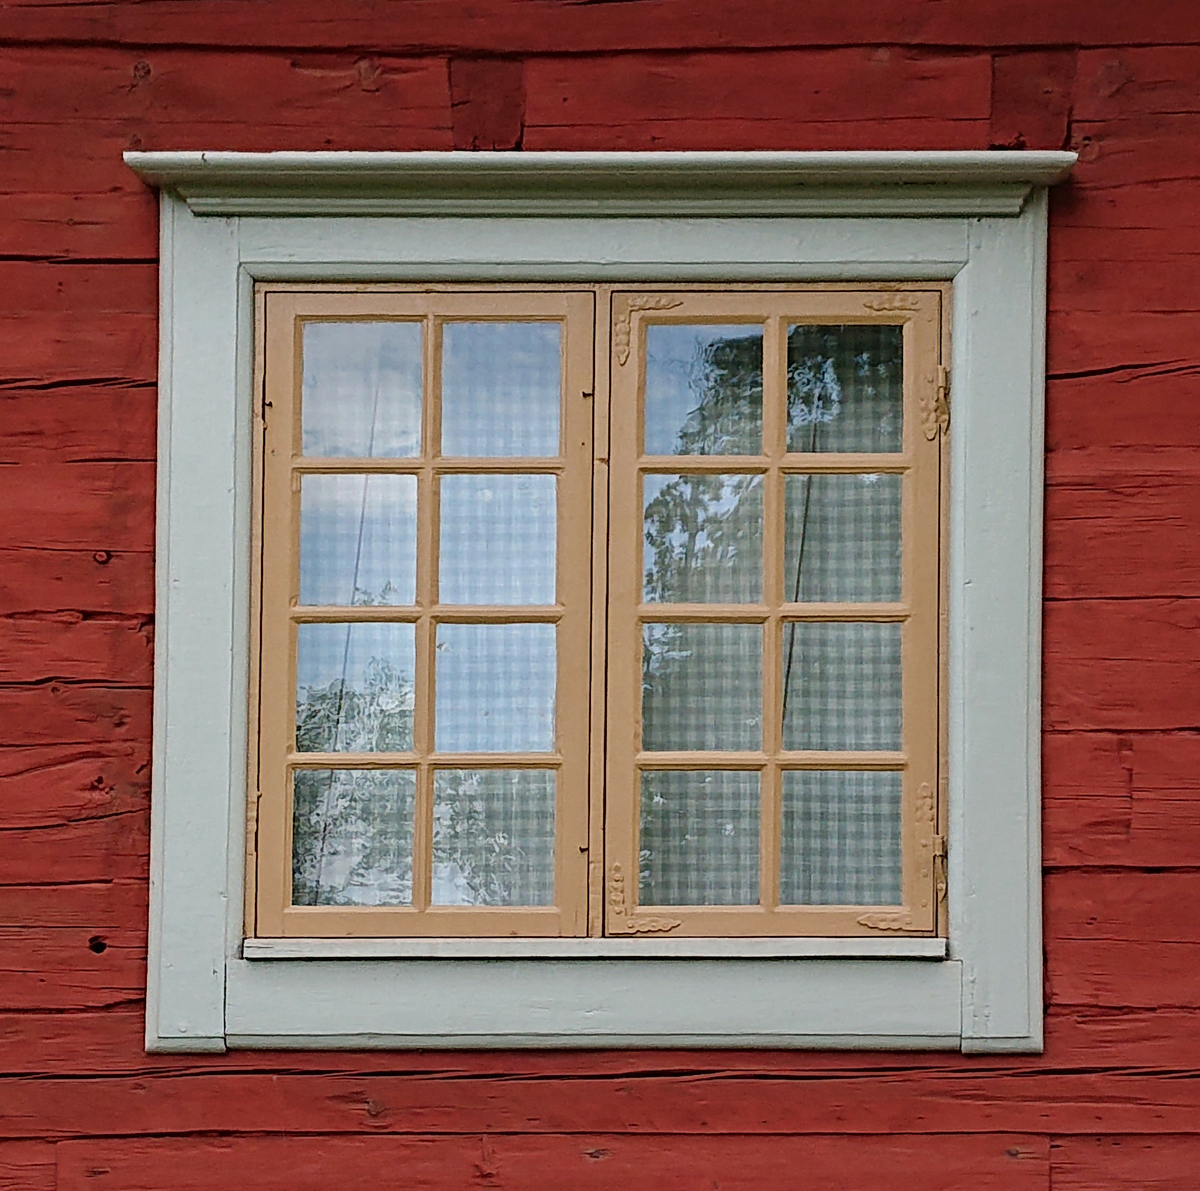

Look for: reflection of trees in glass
[786,325,903,453]
[296,657,414,754]
[643,334,765,606]
[292,661,416,905]
[432,770,554,906]
[292,768,414,906]
[664,333,763,456]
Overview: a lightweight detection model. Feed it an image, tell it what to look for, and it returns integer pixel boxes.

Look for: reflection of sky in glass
[297,622,416,696]
[440,474,556,605]
[644,325,763,456]
[643,473,762,603]
[436,623,555,752]
[441,322,561,457]
[300,474,417,606]
[302,321,422,457]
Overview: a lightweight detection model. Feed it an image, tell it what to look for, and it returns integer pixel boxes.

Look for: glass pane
[781,622,902,751]
[295,623,415,753]
[300,474,417,606]
[441,322,560,457]
[644,325,763,455]
[291,768,415,906]
[780,770,902,905]
[432,769,555,906]
[783,473,901,603]
[302,321,422,457]
[440,474,556,605]
[787,324,903,453]
[643,474,762,603]
[639,770,759,905]
[642,623,761,751]
[435,623,555,752]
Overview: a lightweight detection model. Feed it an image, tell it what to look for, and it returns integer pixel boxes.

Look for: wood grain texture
[7,1070,1200,1138]
[2,0,1200,53]
[1052,1135,1200,1189]
[523,50,992,151]
[990,51,1076,149]
[52,1134,1051,1191]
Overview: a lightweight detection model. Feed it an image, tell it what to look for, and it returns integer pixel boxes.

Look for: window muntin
[251,285,945,940]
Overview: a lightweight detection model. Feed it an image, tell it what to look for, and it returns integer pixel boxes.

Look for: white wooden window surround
[127,150,1075,1053]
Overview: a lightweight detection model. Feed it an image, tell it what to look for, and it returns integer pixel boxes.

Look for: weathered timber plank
[990,50,1075,150]
[525,116,991,152]
[1053,1135,1200,1189]
[1047,377,1200,452]
[1047,311,1200,377]
[0,927,144,1011]
[0,464,154,552]
[0,49,452,140]
[522,49,991,150]
[53,1133,1051,1191]
[1044,731,1200,867]
[0,314,155,386]
[0,743,148,830]
[1049,941,1200,1009]
[1049,255,1200,314]
[1076,47,1200,121]
[524,48,991,125]
[0,263,156,314]
[1046,871,1200,942]
[0,684,151,747]
[1044,479,1200,599]
[1043,599,1200,730]
[1046,1008,1200,1069]
[0,1141,54,1191]
[449,57,524,151]
[0,614,151,685]
[4,1070,1200,1137]
[0,192,157,261]
[0,549,153,617]
[0,880,146,929]
[0,816,148,885]
[1,0,1199,52]
[2,387,156,465]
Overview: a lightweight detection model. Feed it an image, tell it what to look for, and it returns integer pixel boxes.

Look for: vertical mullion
[759,316,785,911]
[411,313,439,912]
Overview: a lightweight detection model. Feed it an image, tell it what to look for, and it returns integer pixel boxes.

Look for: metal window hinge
[922,366,951,440]
[933,834,948,904]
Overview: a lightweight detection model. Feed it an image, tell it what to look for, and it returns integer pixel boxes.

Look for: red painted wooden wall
[2,4,1199,1187]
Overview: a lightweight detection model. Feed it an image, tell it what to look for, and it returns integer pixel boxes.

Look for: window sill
[243,936,948,960]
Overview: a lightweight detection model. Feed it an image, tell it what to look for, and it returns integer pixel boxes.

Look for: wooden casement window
[251,284,948,940]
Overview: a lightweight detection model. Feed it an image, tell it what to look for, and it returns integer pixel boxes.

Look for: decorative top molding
[125,149,1076,218]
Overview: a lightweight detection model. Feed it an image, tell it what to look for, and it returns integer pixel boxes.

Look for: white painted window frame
[128,150,1074,1054]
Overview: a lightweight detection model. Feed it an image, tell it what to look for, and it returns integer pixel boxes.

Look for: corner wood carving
[863,294,921,312]
[613,297,684,366]
[920,367,950,441]
[607,862,682,934]
[857,782,937,932]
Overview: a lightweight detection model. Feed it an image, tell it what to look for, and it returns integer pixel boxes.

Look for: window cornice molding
[125,149,1076,218]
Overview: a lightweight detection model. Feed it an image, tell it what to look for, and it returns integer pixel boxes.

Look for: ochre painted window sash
[250,283,947,941]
